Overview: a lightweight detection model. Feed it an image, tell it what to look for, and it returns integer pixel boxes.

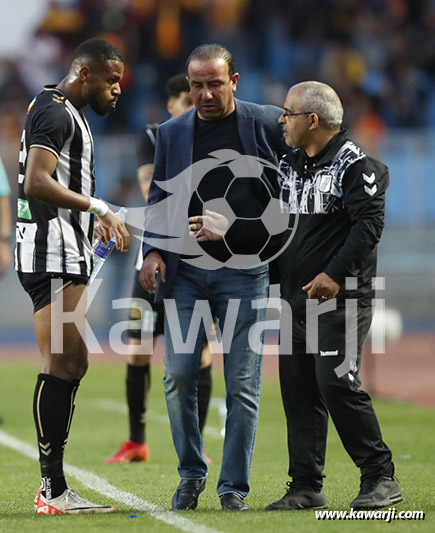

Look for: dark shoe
[220,493,249,511]
[171,478,206,510]
[265,482,327,511]
[351,474,403,510]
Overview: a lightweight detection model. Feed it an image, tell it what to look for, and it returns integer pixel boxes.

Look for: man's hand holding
[302,272,340,304]
[139,251,166,293]
[98,210,130,252]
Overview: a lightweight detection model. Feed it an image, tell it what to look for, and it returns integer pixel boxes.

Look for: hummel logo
[363,172,376,184]
[364,184,377,196]
[39,442,52,455]
[320,350,339,356]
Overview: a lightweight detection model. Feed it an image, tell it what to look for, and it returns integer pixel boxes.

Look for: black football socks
[126,363,211,442]
[198,364,212,435]
[33,373,79,499]
[126,364,150,444]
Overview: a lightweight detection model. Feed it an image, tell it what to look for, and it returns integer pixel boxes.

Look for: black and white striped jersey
[15,86,95,276]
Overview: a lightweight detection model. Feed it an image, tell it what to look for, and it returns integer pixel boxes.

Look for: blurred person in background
[0,156,11,426]
[0,157,12,277]
[15,38,129,515]
[265,81,402,512]
[106,73,214,466]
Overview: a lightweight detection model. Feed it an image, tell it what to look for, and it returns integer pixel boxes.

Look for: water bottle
[89,207,128,284]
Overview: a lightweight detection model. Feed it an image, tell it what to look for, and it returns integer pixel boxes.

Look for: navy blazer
[143,98,285,301]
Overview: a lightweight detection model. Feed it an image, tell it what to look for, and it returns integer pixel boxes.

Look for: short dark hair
[71,38,124,65]
[186,43,234,77]
[165,73,190,98]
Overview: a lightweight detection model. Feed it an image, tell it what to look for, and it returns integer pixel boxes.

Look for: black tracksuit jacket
[278,129,389,315]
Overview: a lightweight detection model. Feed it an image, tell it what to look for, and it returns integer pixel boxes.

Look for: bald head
[289,81,343,131]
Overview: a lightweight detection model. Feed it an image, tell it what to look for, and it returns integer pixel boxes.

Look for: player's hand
[93,222,107,246]
[98,210,130,252]
[189,210,228,242]
[139,251,166,293]
[302,272,340,304]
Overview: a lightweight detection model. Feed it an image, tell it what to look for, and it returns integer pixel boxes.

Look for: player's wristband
[86,197,109,217]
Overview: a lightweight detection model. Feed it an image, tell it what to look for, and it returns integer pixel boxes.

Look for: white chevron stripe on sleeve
[363,172,376,184]
[364,184,377,196]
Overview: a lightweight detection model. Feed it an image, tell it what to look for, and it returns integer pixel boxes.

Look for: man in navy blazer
[140,44,285,511]
[142,103,284,300]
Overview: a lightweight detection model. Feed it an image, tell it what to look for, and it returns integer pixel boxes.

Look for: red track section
[1,333,434,408]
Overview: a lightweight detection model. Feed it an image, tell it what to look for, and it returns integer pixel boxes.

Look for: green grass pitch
[0,358,433,532]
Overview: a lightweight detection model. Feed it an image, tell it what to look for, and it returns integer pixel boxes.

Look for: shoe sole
[222,506,249,511]
[179,501,198,511]
[222,503,249,511]
[105,453,150,464]
[352,493,403,510]
[65,507,116,514]
[37,507,116,515]
[265,504,328,511]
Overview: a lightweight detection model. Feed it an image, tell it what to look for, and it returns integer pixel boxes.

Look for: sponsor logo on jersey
[17,198,32,220]
[318,174,333,192]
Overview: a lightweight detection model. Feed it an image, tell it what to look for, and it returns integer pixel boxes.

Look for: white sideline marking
[0,430,222,533]
[92,398,223,439]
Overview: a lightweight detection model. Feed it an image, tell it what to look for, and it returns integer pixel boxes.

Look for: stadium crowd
[0,0,433,188]
[1,1,434,132]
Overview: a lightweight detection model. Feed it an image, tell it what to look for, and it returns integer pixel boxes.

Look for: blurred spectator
[0,0,433,137]
[17,29,63,96]
[351,92,386,156]
[0,157,12,277]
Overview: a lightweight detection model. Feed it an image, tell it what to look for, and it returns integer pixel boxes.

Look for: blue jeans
[163,262,268,497]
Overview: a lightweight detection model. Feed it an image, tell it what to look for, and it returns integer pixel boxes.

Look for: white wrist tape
[86,197,109,217]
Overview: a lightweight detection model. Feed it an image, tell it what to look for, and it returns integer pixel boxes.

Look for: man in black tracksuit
[266,81,402,511]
